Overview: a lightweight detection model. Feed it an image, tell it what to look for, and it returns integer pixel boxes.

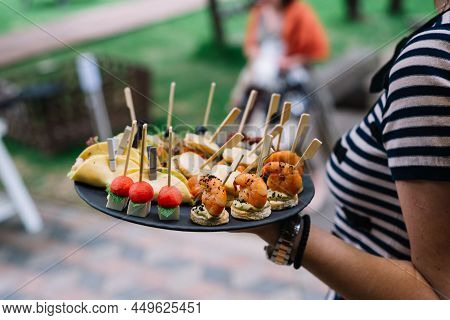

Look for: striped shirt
[326,10,450,265]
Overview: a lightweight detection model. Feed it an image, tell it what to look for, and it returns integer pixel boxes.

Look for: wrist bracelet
[265,214,310,268]
[293,214,310,269]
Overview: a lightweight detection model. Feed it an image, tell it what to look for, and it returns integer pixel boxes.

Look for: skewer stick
[295,138,322,168]
[291,113,310,152]
[223,153,244,185]
[248,124,283,157]
[123,121,137,176]
[242,159,257,174]
[200,133,244,169]
[139,124,147,182]
[167,127,173,187]
[124,87,137,123]
[118,126,132,155]
[276,102,291,151]
[167,82,176,129]
[263,93,280,137]
[209,107,241,143]
[256,135,273,176]
[238,90,258,134]
[203,82,216,127]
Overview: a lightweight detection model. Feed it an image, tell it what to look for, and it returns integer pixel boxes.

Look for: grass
[0,0,435,198]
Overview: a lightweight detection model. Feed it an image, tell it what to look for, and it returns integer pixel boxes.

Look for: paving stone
[0,201,329,299]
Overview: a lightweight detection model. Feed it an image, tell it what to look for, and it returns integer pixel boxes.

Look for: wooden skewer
[295,138,322,168]
[209,107,241,143]
[291,113,310,152]
[203,82,216,127]
[276,102,291,151]
[248,124,283,157]
[263,93,280,137]
[223,153,244,185]
[257,135,273,177]
[242,159,258,174]
[139,124,147,182]
[168,127,173,187]
[200,133,244,169]
[123,120,137,176]
[238,90,258,134]
[167,82,176,129]
[124,87,137,123]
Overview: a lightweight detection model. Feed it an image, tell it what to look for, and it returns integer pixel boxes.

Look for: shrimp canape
[231,173,271,220]
[262,161,302,210]
[190,175,229,226]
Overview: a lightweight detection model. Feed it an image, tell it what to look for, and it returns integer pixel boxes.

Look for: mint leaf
[158,206,175,218]
[130,201,145,209]
[108,190,126,203]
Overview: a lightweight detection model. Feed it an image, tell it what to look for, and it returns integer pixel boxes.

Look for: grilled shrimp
[199,175,227,216]
[188,175,203,199]
[234,173,268,208]
[262,162,303,196]
[264,151,304,174]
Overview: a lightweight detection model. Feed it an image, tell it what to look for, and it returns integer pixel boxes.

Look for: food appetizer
[156,128,181,220]
[68,143,140,188]
[127,180,154,217]
[183,91,240,158]
[231,135,272,220]
[106,121,137,211]
[177,151,209,178]
[107,175,134,211]
[231,173,270,220]
[157,185,182,220]
[186,132,244,199]
[190,174,229,226]
[127,124,154,217]
[262,136,322,210]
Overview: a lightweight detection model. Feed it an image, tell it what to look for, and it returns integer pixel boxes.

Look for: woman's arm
[252,180,450,299]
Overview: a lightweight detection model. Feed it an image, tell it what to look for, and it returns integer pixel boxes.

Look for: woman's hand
[230,221,282,246]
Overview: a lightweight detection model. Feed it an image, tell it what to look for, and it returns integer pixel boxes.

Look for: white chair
[0,119,43,233]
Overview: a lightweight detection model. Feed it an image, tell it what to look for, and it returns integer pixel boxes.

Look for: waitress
[241,0,450,299]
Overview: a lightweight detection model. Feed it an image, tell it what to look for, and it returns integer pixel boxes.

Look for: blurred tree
[346,0,404,21]
[346,0,362,20]
[390,0,404,15]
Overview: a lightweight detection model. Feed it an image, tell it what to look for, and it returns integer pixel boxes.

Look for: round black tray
[75,175,314,232]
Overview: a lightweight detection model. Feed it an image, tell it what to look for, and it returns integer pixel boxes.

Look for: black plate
[74,175,314,232]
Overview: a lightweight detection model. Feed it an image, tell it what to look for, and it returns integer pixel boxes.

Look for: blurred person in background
[237,0,450,299]
[231,0,329,128]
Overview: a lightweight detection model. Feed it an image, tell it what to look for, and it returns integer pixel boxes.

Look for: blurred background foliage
[0,0,434,199]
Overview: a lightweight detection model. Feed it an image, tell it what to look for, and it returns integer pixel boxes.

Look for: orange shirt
[245,1,329,61]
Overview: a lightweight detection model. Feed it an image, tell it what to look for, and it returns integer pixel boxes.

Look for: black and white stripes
[327,11,450,260]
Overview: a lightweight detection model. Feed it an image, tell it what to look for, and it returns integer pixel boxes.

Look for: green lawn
[0,0,123,33]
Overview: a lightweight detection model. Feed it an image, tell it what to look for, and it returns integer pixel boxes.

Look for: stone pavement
[0,0,203,67]
[0,200,330,300]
